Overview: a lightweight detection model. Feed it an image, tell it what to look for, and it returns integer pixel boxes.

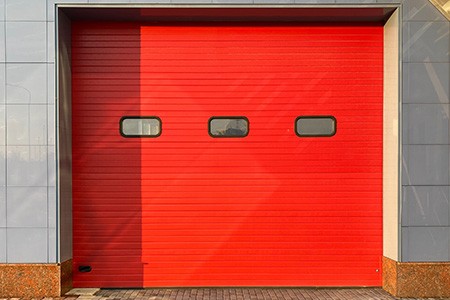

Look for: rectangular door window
[209,117,249,138]
[295,116,336,137]
[120,117,162,137]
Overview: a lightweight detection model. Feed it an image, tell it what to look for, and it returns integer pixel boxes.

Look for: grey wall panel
[254,0,295,3]
[5,0,47,22]
[294,0,335,3]
[0,1,5,21]
[172,0,212,3]
[3,0,52,262]
[5,22,46,63]
[48,65,55,105]
[211,0,254,3]
[6,227,47,263]
[48,23,55,63]
[0,23,5,63]
[401,0,450,262]
[377,0,401,3]
[48,146,56,187]
[402,62,449,104]
[0,228,6,262]
[6,64,47,104]
[0,147,4,187]
[0,105,5,144]
[295,0,336,4]
[6,187,47,228]
[0,65,5,102]
[7,104,47,146]
[402,104,449,144]
[336,0,376,3]
[0,187,5,228]
[403,0,448,21]
[128,0,170,3]
[402,227,450,261]
[403,21,449,62]
[6,146,47,187]
[48,227,56,263]
[48,187,56,228]
[402,145,449,186]
[402,186,450,226]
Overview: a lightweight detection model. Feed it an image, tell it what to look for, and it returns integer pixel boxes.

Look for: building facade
[0,0,449,298]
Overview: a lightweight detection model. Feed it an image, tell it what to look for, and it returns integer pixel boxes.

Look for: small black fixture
[79,265,92,273]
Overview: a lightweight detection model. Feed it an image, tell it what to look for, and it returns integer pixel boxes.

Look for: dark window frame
[208,116,250,138]
[295,116,337,137]
[119,116,162,138]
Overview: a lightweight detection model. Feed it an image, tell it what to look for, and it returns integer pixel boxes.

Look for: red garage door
[72,22,383,287]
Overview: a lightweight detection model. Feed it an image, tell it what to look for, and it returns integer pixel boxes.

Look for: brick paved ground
[94,288,397,299]
[14,288,444,300]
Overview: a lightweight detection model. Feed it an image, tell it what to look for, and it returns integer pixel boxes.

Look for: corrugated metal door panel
[72,22,383,287]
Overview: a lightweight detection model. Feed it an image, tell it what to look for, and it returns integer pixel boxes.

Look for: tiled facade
[0,0,448,297]
[401,0,450,262]
[1,0,56,265]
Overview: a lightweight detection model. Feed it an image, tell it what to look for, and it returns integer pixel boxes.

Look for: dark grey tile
[403,63,450,104]
[403,22,450,62]
[403,0,448,21]
[402,145,449,185]
[402,186,450,226]
[402,226,450,262]
[402,103,449,144]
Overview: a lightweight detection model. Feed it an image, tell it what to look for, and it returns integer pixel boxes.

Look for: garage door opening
[69,19,384,287]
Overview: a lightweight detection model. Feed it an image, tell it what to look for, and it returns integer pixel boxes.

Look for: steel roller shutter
[72,21,383,287]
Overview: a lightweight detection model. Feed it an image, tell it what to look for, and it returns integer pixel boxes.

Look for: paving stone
[6,288,448,300]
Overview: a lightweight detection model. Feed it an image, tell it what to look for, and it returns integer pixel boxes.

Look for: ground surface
[3,288,448,300]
